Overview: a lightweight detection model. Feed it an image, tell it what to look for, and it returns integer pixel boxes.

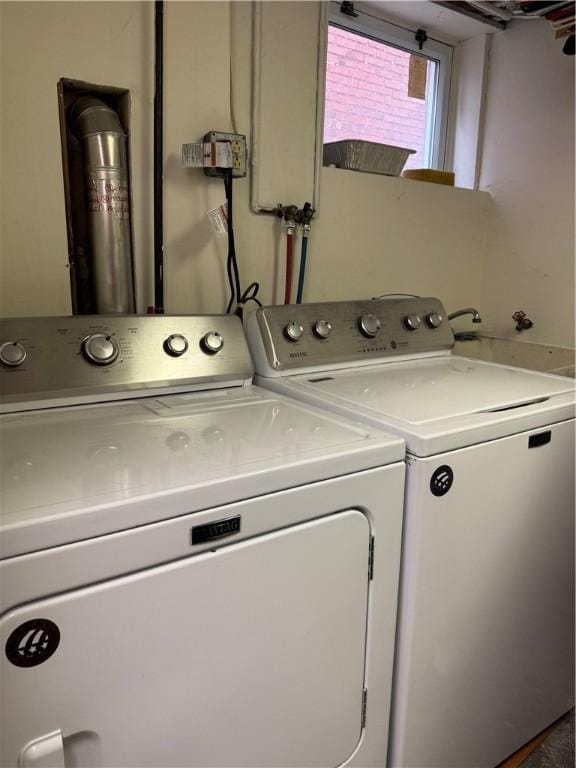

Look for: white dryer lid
[0,385,403,557]
[282,357,575,456]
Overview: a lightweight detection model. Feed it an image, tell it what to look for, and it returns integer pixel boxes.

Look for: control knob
[313,320,332,339]
[201,332,224,355]
[82,334,119,366]
[0,341,27,367]
[426,312,444,328]
[404,314,422,331]
[284,322,304,342]
[164,334,189,357]
[358,313,381,338]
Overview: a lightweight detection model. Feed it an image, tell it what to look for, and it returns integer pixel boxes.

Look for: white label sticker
[182,143,204,167]
[182,142,233,169]
[209,142,233,168]
[207,203,228,237]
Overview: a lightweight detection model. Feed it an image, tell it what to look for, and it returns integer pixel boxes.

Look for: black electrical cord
[223,170,261,315]
[223,171,239,313]
[239,282,262,308]
[222,173,233,312]
[225,250,235,314]
[227,172,241,303]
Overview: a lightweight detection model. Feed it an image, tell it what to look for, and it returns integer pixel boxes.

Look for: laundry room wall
[1,1,490,319]
[222,1,491,313]
[477,19,575,356]
[0,1,155,317]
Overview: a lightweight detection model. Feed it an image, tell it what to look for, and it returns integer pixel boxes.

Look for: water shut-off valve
[275,203,315,305]
[512,310,534,332]
[276,204,299,235]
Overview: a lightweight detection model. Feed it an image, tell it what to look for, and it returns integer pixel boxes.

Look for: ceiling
[362,1,507,42]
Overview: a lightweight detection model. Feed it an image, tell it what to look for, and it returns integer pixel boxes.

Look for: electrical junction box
[203,132,247,178]
[181,132,247,179]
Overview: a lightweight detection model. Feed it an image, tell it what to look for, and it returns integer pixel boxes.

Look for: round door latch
[430,465,454,497]
[5,618,60,668]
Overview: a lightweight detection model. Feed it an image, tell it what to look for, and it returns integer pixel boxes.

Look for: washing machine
[0,314,406,768]
[246,297,575,768]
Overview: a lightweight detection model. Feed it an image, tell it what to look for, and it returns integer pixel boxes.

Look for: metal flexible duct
[71,97,135,314]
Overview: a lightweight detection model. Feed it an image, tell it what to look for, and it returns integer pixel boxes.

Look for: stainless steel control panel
[0,315,253,410]
[253,298,454,372]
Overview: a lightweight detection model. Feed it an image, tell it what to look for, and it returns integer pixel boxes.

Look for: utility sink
[454,336,575,378]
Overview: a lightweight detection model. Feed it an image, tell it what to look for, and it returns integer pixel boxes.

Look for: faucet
[448,307,482,342]
[447,307,482,323]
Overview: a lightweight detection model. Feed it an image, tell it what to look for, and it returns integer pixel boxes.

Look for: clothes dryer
[0,314,405,768]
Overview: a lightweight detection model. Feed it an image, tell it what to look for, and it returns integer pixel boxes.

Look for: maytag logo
[192,516,241,545]
[289,351,308,358]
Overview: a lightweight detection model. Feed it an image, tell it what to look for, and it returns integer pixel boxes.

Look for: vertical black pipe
[154,0,164,313]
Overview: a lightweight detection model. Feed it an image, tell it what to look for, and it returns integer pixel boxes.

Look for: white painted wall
[306,169,489,309]
[0,0,494,323]
[446,33,490,190]
[163,0,233,314]
[478,20,575,349]
[0,1,154,316]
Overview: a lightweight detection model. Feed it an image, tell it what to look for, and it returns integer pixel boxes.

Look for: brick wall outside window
[324,26,431,169]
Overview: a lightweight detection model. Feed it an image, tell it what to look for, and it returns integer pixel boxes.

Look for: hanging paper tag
[408,55,427,100]
[207,203,228,237]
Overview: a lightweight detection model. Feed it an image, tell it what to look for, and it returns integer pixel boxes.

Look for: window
[324,2,453,170]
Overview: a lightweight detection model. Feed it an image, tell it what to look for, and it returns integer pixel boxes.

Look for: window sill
[322,165,480,194]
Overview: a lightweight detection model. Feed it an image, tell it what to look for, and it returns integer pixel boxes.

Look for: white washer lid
[0,385,403,557]
[282,357,575,456]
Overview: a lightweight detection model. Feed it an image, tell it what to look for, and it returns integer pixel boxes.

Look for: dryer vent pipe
[71,97,136,314]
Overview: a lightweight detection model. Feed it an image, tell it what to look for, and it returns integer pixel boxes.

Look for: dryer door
[1,510,370,768]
